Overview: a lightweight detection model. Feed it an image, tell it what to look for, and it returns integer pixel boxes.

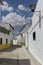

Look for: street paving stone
[0,45,38,65]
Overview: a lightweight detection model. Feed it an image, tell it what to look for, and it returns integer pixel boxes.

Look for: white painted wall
[13,39,17,45]
[0,32,10,44]
[25,32,29,48]
[17,34,23,43]
[0,22,13,44]
[16,34,25,45]
[28,0,43,64]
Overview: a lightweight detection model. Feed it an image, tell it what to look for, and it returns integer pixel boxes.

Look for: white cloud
[2,12,31,26]
[18,4,30,12]
[1,1,13,12]
[18,4,26,11]
[2,12,25,26]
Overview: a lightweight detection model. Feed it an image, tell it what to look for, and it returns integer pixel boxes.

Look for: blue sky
[1,0,38,36]
[3,0,38,17]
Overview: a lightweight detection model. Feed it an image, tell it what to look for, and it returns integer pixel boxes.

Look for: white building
[15,33,24,45]
[27,0,43,64]
[13,38,17,45]
[20,20,32,46]
[0,22,14,50]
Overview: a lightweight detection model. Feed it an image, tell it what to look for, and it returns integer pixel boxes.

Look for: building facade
[13,38,17,45]
[27,0,43,64]
[0,22,14,50]
[20,20,32,46]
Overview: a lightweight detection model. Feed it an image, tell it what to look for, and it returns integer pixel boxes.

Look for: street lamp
[0,0,4,22]
[30,4,41,28]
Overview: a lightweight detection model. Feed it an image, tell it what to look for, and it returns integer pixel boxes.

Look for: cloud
[18,4,30,12]
[2,12,31,26]
[1,1,13,12]
[2,12,25,26]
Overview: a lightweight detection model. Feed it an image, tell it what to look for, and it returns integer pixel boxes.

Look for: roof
[0,26,9,34]
[10,24,14,29]
[0,22,14,34]
[13,38,17,40]
[0,22,14,30]
[20,25,25,32]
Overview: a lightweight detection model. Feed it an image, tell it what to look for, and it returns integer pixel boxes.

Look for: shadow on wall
[0,58,31,65]
[0,45,22,52]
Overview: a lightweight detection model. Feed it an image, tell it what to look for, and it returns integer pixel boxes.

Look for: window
[6,39,8,44]
[0,38,2,44]
[33,32,36,40]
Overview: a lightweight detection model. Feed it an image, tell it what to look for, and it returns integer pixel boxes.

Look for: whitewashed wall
[13,39,17,45]
[0,32,10,44]
[0,23,13,44]
[17,35,24,43]
[28,0,43,64]
[24,32,28,47]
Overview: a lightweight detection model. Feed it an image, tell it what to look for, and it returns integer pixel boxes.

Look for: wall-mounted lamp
[30,3,41,28]
[30,4,36,12]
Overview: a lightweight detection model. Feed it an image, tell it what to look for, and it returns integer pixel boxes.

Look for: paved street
[0,45,39,65]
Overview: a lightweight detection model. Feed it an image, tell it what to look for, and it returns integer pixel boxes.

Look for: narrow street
[0,45,38,65]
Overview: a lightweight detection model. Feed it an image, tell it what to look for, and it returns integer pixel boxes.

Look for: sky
[0,0,38,36]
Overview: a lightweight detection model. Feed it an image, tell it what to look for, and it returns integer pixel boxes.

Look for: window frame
[6,39,8,44]
[33,31,36,41]
[0,38,2,44]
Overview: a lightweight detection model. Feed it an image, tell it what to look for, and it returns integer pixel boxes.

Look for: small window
[0,38,2,44]
[33,32,36,40]
[6,39,8,44]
